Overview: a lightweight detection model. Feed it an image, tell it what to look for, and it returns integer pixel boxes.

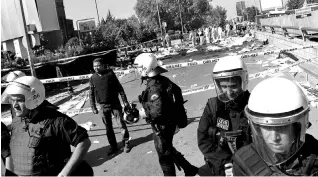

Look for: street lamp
[19,0,36,77]
[156,0,163,37]
[94,0,101,25]
[177,0,184,34]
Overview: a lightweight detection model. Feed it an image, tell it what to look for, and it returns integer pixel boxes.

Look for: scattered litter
[79,121,93,131]
[172,74,177,78]
[191,84,197,88]
[147,151,153,154]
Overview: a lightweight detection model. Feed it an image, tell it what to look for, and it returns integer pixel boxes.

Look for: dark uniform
[9,100,92,176]
[197,91,251,176]
[139,75,197,176]
[233,134,318,176]
[1,122,11,162]
[89,69,130,150]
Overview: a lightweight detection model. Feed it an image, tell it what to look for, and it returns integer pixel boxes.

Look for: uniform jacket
[9,100,88,176]
[1,122,11,160]
[233,134,318,176]
[197,91,251,174]
[89,69,128,109]
[140,75,176,125]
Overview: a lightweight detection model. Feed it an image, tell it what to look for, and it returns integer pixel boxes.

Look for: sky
[64,0,287,29]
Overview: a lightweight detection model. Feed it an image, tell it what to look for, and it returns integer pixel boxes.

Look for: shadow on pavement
[129,133,153,150]
[85,133,153,167]
[85,145,124,167]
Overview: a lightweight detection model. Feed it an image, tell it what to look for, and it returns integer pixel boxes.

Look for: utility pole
[94,0,101,25]
[258,0,263,14]
[178,0,184,34]
[156,0,163,37]
[19,0,36,77]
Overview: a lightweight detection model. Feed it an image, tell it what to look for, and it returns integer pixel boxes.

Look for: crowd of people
[2,49,318,176]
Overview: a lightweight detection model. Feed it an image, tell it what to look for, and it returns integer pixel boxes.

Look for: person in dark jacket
[197,56,252,176]
[2,76,92,177]
[89,58,132,155]
[232,77,318,176]
[134,53,198,176]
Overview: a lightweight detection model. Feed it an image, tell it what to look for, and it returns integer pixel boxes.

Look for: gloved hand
[224,163,233,177]
[92,108,98,114]
[124,103,131,113]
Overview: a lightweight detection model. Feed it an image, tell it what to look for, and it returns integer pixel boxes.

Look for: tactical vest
[10,118,50,176]
[207,94,251,153]
[10,115,71,176]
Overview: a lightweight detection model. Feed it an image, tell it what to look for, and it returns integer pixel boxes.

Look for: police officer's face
[9,94,29,117]
[219,78,242,100]
[93,62,105,73]
[260,124,295,154]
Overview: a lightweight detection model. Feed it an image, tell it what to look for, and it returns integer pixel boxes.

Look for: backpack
[166,80,188,128]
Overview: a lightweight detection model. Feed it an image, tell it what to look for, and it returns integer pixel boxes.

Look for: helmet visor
[250,120,305,165]
[1,82,31,104]
[214,76,244,102]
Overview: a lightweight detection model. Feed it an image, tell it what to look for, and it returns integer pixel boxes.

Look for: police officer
[233,77,318,176]
[2,76,93,176]
[1,70,26,118]
[197,56,252,176]
[134,53,198,176]
[89,58,132,155]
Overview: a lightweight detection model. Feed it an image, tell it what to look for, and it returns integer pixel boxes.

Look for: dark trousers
[153,123,193,176]
[101,105,129,148]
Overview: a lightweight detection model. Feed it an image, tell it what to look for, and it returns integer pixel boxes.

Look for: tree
[286,0,304,10]
[246,6,259,22]
[134,0,213,32]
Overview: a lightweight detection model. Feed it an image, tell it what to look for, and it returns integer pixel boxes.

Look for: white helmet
[212,56,248,102]
[5,70,26,82]
[245,77,310,166]
[2,70,26,105]
[134,53,167,77]
[1,76,45,109]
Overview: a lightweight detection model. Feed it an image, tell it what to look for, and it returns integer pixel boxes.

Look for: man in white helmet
[233,77,318,176]
[2,76,93,176]
[197,56,252,176]
[135,53,198,176]
[2,70,26,118]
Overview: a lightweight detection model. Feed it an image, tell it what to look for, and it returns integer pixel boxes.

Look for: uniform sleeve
[89,76,97,110]
[55,116,89,147]
[197,99,232,171]
[112,71,129,105]
[1,122,11,158]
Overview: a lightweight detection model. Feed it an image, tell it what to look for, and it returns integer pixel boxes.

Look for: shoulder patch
[216,117,229,130]
[150,94,159,101]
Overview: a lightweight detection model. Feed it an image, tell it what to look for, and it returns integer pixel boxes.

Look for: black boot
[172,151,198,176]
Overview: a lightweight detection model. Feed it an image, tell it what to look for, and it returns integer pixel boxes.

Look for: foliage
[286,0,303,10]
[134,0,227,31]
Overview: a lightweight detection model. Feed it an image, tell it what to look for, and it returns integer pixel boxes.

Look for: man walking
[89,58,132,156]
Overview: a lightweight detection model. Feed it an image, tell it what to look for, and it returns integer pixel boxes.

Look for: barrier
[2,56,317,122]
[2,44,317,88]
